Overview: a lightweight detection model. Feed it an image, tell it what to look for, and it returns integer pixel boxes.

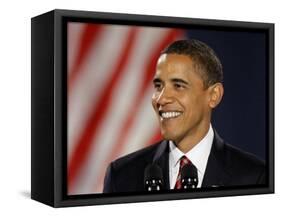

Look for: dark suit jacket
[103,131,266,193]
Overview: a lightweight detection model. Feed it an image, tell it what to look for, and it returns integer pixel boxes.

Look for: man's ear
[208,83,224,108]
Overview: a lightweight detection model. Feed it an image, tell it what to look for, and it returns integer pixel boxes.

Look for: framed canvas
[31,9,274,207]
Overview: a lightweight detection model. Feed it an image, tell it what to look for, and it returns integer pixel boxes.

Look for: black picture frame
[31,9,274,207]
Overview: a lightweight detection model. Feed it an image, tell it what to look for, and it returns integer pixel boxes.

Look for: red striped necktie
[174,156,191,189]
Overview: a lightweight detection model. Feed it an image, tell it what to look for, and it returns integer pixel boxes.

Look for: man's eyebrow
[153,78,162,83]
[171,78,189,85]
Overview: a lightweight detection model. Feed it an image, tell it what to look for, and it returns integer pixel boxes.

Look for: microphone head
[181,163,198,189]
[144,164,163,191]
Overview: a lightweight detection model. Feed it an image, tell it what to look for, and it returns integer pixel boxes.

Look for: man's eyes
[153,82,186,90]
[174,83,186,89]
[153,83,162,90]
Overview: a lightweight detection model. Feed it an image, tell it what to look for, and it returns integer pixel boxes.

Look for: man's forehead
[155,54,194,76]
[156,53,195,70]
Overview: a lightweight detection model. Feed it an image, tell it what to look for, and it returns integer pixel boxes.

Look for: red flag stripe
[68,24,103,91]
[68,28,139,191]
[67,26,132,158]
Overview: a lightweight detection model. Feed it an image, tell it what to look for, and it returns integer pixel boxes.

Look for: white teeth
[161,111,181,119]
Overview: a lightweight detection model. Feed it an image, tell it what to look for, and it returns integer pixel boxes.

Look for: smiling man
[152,53,223,154]
[103,39,266,193]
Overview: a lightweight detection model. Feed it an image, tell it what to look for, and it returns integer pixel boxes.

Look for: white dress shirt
[169,125,214,189]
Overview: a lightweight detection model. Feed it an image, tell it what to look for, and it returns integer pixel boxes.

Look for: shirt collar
[169,125,214,175]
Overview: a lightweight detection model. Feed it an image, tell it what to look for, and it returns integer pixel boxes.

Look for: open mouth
[159,111,183,119]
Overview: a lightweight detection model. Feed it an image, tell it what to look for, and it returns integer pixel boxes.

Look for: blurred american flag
[67,22,186,195]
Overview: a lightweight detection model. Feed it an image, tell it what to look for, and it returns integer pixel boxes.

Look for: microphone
[144,164,164,192]
[181,164,198,189]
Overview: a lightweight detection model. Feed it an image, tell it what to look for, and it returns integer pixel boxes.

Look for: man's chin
[160,130,178,142]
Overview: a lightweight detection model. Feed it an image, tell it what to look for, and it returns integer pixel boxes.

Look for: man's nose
[156,88,173,106]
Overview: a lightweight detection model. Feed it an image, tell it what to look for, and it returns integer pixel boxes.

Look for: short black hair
[161,39,223,88]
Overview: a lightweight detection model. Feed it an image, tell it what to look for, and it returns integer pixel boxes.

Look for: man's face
[152,54,213,145]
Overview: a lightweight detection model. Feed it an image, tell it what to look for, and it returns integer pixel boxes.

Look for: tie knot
[179,156,190,168]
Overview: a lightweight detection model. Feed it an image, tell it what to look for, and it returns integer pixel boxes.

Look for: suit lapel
[202,131,232,188]
[152,140,170,190]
